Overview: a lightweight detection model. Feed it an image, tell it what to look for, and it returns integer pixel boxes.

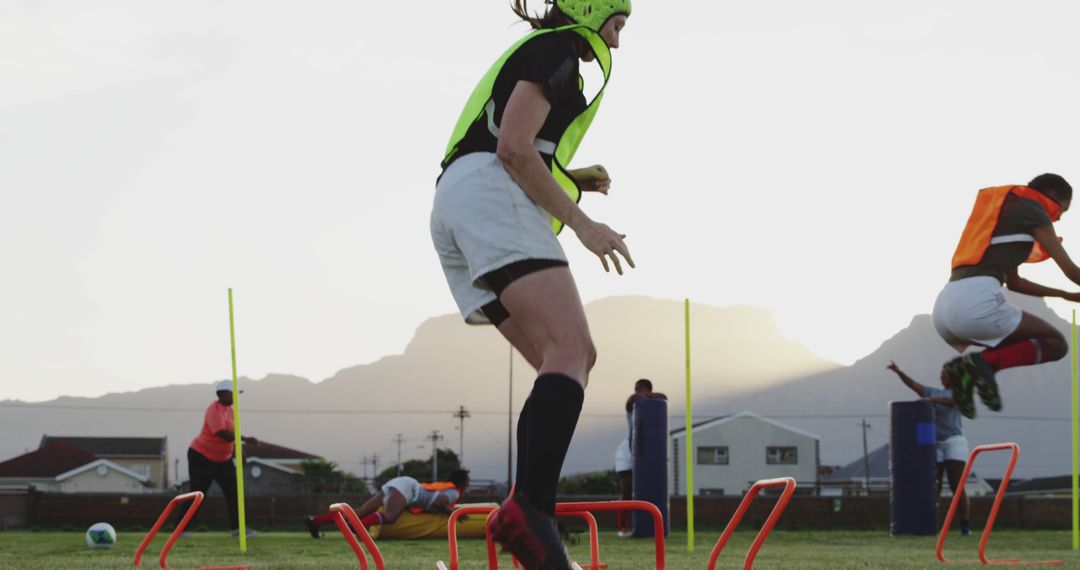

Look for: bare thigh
[497,317,541,371]
[997,311,1064,347]
[499,266,594,386]
[354,492,385,518]
[381,488,409,523]
[943,460,966,493]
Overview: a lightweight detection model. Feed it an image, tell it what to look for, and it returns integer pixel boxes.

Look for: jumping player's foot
[489,494,572,570]
[964,353,1002,412]
[304,515,321,539]
[944,358,976,419]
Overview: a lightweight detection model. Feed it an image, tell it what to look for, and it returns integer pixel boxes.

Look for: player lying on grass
[304,470,469,538]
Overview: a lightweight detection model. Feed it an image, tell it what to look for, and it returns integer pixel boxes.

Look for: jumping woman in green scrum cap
[430,1,631,567]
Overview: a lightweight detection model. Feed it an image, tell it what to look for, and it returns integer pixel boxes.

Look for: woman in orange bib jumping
[934,173,1080,418]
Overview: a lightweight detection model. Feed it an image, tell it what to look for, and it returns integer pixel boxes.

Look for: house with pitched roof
[39,436,168,488]
[179,440,322,496]
[241,440,321,496]
[0,441,152,493]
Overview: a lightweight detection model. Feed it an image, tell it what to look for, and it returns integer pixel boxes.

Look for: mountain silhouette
[0,295,1069,483]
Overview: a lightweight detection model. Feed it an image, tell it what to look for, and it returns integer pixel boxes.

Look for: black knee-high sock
[514,398,530,495]
[519,373,584,517]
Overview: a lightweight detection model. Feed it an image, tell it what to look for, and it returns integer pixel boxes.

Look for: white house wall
[58,468,147,494]
[669,415,818,496]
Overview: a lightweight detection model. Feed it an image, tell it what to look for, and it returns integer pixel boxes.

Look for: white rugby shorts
[932,276,1022,349]
[430,153,568,324]
[936,434,970,463]
[382,476,421,505]
[614,438,633,472]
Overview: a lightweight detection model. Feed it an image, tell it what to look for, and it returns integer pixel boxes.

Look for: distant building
[39,435,168,488]
[819,443,890,495]
[243,441,321,496]
[182,441,322,496]
[0,441,152,493]
[821,443,994,497]
[669,411,819,496]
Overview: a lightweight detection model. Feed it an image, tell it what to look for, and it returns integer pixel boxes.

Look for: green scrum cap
[554,0,631,33]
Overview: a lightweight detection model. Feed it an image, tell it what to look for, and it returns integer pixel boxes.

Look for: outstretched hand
[572,165,612,194]
[575,221,635,275]
[886,361,900,374]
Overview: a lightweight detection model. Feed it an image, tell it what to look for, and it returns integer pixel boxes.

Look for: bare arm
[1033,225,1080,289]
[886,362,927,397]
[1004,268,1079,299]
[214,430,257,446]
[497,81,634,274]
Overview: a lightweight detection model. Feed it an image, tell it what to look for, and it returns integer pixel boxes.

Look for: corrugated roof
[40,436,166,457]
[0,441,98,478]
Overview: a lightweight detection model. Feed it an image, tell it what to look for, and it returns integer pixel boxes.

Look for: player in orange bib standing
[934,173,1080,418]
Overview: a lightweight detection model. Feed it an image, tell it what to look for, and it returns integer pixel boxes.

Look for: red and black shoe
[489,495,572,570]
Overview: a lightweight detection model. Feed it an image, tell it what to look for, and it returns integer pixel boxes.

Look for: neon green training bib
[442,25,612,235]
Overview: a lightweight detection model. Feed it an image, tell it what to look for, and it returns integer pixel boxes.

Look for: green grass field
[0,529,1076,569]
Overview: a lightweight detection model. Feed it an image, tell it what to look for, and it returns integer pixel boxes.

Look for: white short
[430,153,568,324]
[614,438,632,472]
[932,276,1022,349]
[937,434,970,463]
[382,476,420,505]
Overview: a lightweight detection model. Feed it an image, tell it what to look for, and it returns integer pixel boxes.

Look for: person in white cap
[175,379,259,537]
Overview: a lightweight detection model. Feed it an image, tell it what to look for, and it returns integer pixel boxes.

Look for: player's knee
[1043,337,1068,361]
[583,338,597,372]
[381,511,400,524]
[547,333,595,373]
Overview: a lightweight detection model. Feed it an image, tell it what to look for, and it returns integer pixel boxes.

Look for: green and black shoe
[964,352,1001,412]
[944,357,976,419]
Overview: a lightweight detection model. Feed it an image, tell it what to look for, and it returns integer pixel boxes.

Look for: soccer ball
[85,522,117,549]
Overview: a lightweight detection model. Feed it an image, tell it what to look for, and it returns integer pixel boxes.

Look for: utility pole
[508,344,514,493]
[428,430,443,480]
[453,406,471,464]
[394,434,405,476]
[371,453,379,484]
[360,455,369,481]
[860,419,872,495]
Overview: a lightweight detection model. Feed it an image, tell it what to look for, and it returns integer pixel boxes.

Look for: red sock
[981,339,1044,371]
[311,512,336,527]
[360,512,383,528]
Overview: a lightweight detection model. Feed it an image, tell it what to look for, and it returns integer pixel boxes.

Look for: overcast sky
[2,0,1079,403]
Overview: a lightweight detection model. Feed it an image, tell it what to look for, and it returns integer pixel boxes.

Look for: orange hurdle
[707,477,796,570]
[134,491,209,569]
[440,505,499,570]
[440,506,607,570]
[936,443,1063,566]
[330,502,387,570]
[478,500,665,570]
